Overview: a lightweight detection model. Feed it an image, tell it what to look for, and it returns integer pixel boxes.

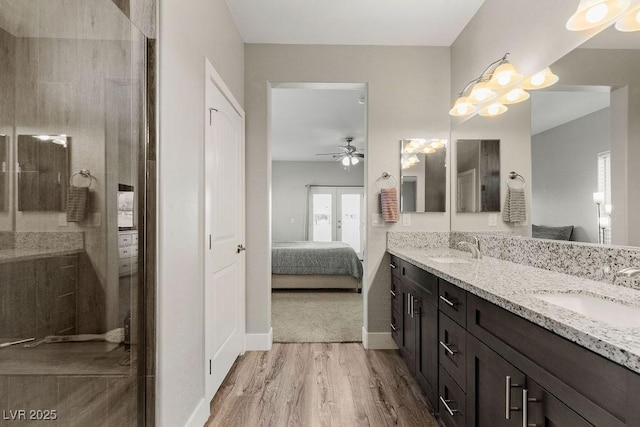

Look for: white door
[457,169,477,213]
[204,64,245,399]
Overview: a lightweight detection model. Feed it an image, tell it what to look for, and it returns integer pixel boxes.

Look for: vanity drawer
[118,233,134,247]
[439,365,466,427]
[390,255,400,279]
[119,258,138,277]
[119,246,135,259]
[438,279,466,327]
[439,312,467,391]
[401,260,437,306]
[391,276,402,315]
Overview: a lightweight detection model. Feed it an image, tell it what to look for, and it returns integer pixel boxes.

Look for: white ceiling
[225,0,485,46]
[580,26,640,50]
[271,88,366,161]
[531,89,611,135]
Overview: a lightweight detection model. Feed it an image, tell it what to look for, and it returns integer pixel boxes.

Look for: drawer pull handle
[439,396,458,416]
[505,376,522,420]
[439,341,457,355]
[390,289,397,297]
[522,389,540,427]
[390,323,397,332]
[389,263,396,269]
[439,295,456,307]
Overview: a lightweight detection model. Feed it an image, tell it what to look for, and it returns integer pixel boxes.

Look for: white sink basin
[535,293,640,328]
[428,257,471,264]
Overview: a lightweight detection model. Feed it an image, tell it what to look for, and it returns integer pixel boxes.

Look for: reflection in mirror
[0,135,6,211]
[530,28,640,247]
[456,139,500,212]
[17,135,70,212]
[400,138,447,212]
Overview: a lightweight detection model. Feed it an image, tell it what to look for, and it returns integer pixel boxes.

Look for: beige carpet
[272,290,363,343]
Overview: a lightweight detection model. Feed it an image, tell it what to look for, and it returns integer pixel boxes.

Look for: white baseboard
[185,398,210,427]
[362,327,398,350]
[245,327,273,351]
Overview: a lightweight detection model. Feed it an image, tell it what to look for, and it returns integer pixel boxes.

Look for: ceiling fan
[316,137,365,167]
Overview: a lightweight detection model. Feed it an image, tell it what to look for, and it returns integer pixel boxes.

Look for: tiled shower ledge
[387,246,640,375]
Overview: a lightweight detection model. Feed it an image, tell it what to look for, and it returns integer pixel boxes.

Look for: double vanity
[387,243,640,427]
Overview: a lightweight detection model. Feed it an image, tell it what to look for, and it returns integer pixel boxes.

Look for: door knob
[237,244,246,253]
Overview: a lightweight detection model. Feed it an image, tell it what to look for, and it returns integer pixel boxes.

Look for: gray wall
[272,161,364,242]
[157,0,244,425]
[246,44,451,339]
[532,108,610,243]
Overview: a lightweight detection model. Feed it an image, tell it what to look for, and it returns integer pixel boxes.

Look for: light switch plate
[402,213,412,227]
[91,213,101,227]
[58,213,68,227]
[488,213,497,227]
[372,213,383,227]
[290,218,295,224]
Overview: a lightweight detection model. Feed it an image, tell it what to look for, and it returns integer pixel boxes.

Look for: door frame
[203,58,246,398]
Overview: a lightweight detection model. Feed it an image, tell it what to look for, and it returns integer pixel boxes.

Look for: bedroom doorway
[270,83,367,344]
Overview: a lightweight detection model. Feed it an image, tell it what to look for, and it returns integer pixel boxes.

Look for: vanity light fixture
[521,68,560,90]
[615,2,640,30]
[567,0,640,32]
[449,53,559,119]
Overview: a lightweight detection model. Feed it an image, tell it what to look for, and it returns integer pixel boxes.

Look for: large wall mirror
[400,138,447,212]
[17,134,71,212]
[456,139,500,213]
[530,28,639,246]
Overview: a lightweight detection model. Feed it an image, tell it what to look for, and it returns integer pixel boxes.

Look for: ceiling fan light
[487,62,523,89]
[499,88,530,105]
[521,68,559,90]
[615,3,640,31]
[449,97,478,117]
[422,146,436,154]
[566,0,630,31]
[350,156,359,165]
[479,103,508,117]
[341,157,350,166]
[467,82,497,104]
[429,139,445,149]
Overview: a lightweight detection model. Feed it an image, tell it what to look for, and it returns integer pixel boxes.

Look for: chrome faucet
[617,267,640,278]
[458,236,482,259]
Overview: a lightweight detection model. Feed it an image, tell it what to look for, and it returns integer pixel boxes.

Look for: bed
[271,241,363,291]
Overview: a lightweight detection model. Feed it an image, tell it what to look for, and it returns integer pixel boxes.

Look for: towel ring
[507,171,525,189]
[376,172,397,191]
[70,169,94,189]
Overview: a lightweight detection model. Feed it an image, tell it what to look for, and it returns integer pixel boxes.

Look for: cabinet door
[467,334,526,427]
[525,379,592,427]
[391,278,403,348]
[414,292,438,409]
[401,285,417,373]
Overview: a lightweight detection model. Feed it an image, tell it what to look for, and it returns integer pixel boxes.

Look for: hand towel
[502,187,526,223]
[380,188,399,223]
[66,185,89,222]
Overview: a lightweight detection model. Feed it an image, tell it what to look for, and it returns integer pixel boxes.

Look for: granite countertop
[0,248,83,264]
[387,247,640,374]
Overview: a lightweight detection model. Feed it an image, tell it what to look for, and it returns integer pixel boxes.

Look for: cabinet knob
[505,376,522,420]
[390,323,397,332]
[390,289,397,297]
[439,341,457,356]
[439,295,456,307]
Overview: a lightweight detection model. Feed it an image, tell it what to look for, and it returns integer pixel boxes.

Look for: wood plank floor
[206,343,439,427]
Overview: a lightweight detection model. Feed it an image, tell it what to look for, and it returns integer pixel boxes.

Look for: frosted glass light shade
[429,139,446,149]
[449,97,478,117]
[499,88,530,105]
[487,62,523,89]
[593,192,605,204]
[566,0,630,31]
[615,3,640,30]
[479,103,508,117]
[522,68,559,90]
[467,82,497,104]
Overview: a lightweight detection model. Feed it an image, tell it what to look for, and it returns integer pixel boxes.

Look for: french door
[308,186,364,257]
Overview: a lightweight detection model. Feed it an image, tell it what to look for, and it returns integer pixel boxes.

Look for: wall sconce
[567,0,640,32]
[450,53,559,119]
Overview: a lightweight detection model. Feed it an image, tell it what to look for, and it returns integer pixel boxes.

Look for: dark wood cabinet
[415,286,438,408]
[390,256,439,409]
[467,333,526,427]
[389,253,640,427]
